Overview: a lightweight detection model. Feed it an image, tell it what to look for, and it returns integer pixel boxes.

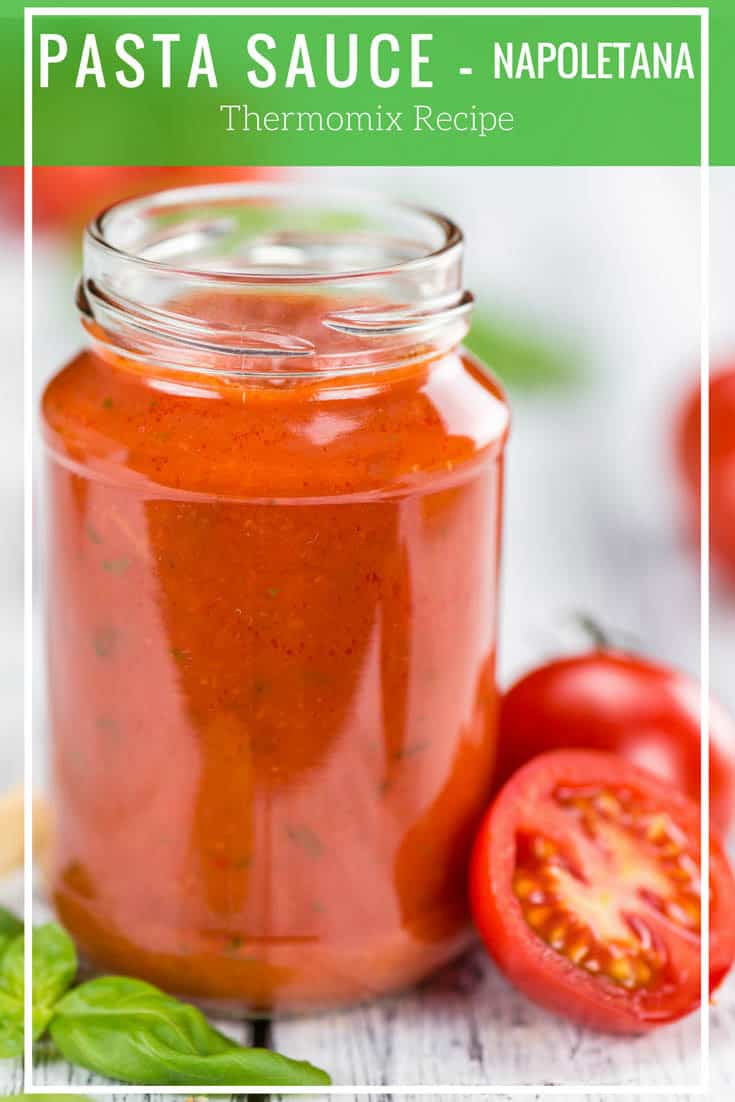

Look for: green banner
[3,0,733,165]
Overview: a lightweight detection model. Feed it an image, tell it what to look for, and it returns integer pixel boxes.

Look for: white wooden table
[1,867,733,1100]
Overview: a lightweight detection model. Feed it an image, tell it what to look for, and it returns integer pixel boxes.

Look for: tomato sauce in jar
[42,185,510,1013]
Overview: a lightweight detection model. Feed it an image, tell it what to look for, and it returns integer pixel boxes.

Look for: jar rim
[79,181,471,378]
[86,181,464,285]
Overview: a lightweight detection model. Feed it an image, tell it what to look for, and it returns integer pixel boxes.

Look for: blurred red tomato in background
[677,365,735,581]
[0,166,276,235]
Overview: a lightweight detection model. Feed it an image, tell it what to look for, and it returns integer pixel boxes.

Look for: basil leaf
[51,976,331,1086]
[0,922,77,1058]
[0,908,22,945]
[466,310,581,390]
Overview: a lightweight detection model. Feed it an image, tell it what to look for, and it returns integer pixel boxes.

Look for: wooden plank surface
[270,955,708,1091]
[1,869,733,1098]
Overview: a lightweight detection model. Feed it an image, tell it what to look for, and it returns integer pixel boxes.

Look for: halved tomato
[470,749,735,1034]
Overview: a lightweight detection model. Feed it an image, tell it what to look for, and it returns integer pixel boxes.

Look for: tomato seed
[526,905,553,928]
[532,838,557,860]
[567,940,589,964]
[594,793,621,816]
[635,960,653,985]
[548,923,567,950]
[513,876,537,899]
[608,957,634,985]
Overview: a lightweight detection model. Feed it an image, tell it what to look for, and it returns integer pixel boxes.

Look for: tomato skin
[676,365,735,580]
[470,749,735,1034]
[495,651,735,836]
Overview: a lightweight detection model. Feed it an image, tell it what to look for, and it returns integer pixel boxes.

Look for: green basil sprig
[50,975,330,1086]
[0,909,331,1087]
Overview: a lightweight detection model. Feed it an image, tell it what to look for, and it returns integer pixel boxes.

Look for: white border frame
[23,3,711,1095]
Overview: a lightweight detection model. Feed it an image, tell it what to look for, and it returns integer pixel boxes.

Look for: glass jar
[42,184,510,1014]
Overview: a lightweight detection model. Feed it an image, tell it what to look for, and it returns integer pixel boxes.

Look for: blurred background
[0,164,731,789]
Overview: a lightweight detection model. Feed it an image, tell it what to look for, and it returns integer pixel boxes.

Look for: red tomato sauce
[42,292,509,1012]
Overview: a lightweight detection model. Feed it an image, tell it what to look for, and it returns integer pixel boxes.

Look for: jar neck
[76,183,473,381]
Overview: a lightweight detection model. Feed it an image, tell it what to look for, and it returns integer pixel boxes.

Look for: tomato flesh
[515,785,700,993]
[470,750,735,1034]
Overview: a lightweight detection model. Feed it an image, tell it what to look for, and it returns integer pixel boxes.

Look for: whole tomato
[676,365,735,580]
[0,166,276,235]
[495,650,735,835]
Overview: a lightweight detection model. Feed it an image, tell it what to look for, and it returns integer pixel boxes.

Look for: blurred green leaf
[0,909,22,947]
[0,934,23,1058]
[466,310,582,390]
